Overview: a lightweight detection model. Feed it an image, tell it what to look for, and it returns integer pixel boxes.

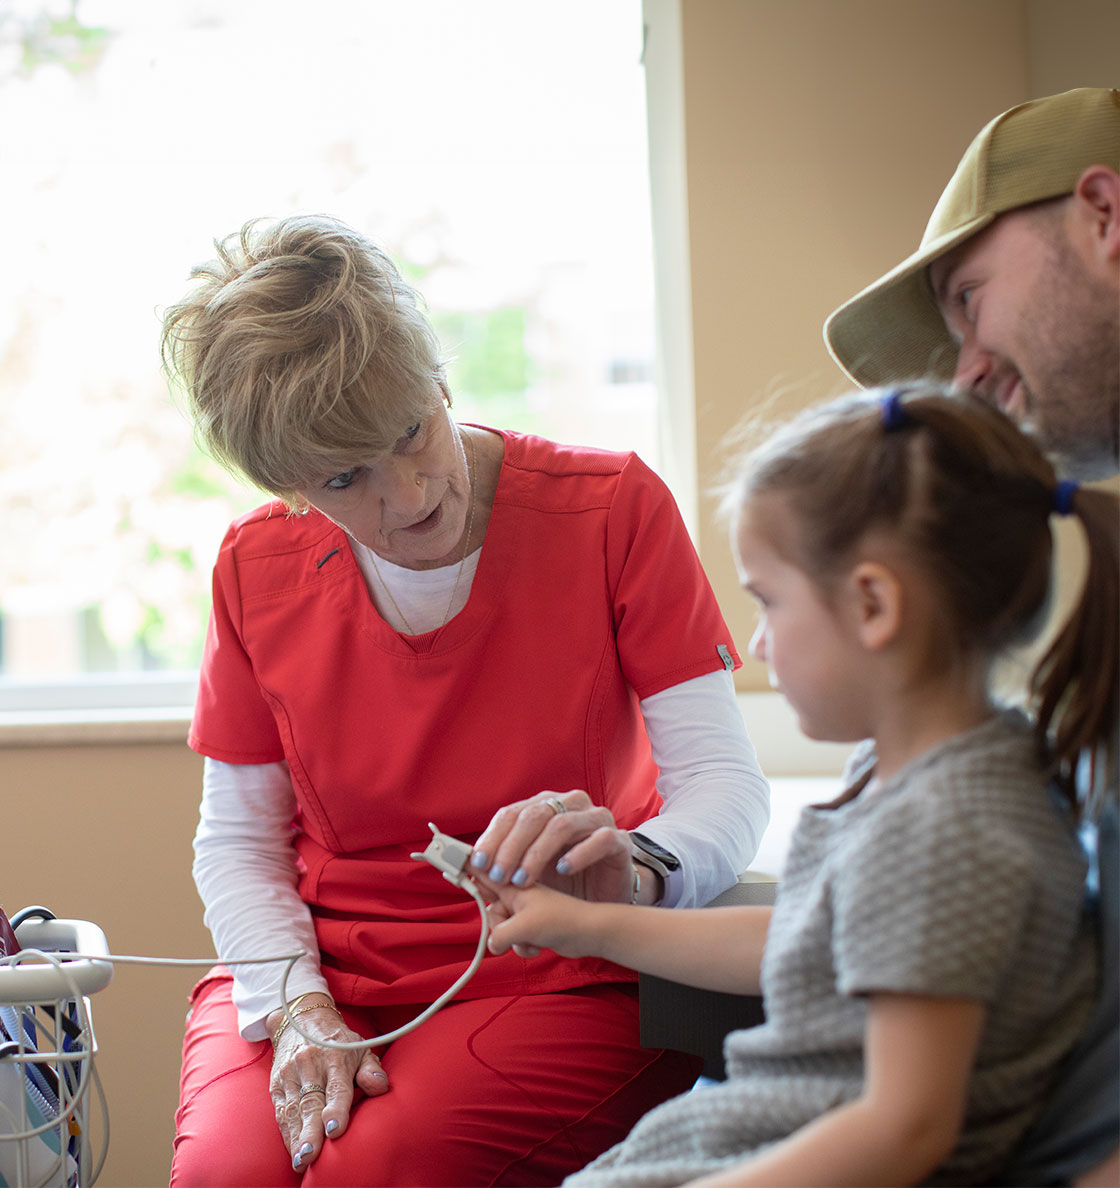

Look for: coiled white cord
[0,824,489,1184]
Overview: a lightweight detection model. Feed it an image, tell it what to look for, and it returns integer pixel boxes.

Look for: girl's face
[300,403,472,570]
[734,495,868,744]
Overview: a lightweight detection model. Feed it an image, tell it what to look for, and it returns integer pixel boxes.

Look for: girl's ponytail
[1032,484,1119,818]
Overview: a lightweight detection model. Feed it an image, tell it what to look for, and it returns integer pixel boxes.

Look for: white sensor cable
[1,823,489,1050]
[274,822,490,1051]
[0,825,493,1186]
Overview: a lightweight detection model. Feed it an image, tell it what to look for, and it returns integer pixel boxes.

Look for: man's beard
[1020,240,1119,481]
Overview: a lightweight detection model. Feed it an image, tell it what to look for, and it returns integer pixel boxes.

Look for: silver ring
[544,796,567,816]
[298,1083,326,1100]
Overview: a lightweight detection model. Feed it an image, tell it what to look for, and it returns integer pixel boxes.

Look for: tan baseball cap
[824,87,1120,388]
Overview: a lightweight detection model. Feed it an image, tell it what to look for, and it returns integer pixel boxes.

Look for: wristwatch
[630,831,681,905]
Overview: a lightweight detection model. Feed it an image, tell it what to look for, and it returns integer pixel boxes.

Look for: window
[0,0,656,695]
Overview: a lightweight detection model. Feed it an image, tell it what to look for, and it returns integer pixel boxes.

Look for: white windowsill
[0,708,191,747]
[0,677,847,780]
[0,673,196,748]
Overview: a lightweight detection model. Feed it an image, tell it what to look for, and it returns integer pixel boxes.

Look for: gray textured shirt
[567,711,1097,1188]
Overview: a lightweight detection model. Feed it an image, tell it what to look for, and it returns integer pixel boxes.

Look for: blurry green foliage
[171,440,261,504]
[433,305,541,431]
[435,307,530,400]
[5,2,113,78]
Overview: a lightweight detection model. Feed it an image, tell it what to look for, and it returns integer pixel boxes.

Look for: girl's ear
[848,560,903,651]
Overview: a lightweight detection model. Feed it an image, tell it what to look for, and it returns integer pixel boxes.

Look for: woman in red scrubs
[161,214,770,1186]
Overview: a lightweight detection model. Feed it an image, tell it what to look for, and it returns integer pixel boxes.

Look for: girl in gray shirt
[485,384,1118,1187]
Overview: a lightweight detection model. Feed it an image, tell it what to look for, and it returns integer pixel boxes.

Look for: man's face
[929,206,1119,480]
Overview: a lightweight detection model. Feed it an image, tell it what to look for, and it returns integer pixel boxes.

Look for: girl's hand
[471,789,634,904]
[266,1000,388,1173]
[485,882,602,960]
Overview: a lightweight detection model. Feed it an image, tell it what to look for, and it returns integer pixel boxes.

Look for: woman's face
[300,403,472,570]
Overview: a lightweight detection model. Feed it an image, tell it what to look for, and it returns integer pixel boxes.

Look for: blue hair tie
[880,389,909,431]
[1052,479,1079,516]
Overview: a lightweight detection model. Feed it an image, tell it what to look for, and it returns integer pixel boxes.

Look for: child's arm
[687,993,986,1188]
[486,883,770,995]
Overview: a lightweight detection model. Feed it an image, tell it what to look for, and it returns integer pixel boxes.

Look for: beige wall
[651,0,1030,688]
[1026,0,1120,95]
[647,0,1118,689]
[3,4,1116,1184]
[1,739,208,1186]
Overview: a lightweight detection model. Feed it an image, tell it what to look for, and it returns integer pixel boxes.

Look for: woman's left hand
[471,790,634,905]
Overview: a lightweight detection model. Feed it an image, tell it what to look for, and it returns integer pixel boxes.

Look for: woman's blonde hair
[160,215,447,505]
[721,383,1119,816]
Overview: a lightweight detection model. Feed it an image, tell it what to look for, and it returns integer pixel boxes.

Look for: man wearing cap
[826,86,1118,481]
[825,87,1118,1188]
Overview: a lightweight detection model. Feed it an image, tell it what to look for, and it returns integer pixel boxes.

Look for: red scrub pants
[171,973,701,1187]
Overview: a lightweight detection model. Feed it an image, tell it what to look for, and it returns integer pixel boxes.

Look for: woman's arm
[193,758,387,1172]
[688,994,986,1188]
[193,757,326,1038]
[636,669,771,907]
[473,670,771,910]
[486,882,771,995]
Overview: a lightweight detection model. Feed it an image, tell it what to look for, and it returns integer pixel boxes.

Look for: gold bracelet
[286,991,322,1012]
[270,990,331,1037]
[271,999,343,1048]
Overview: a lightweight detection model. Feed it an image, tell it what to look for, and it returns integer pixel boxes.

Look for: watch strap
[629,830,681,878]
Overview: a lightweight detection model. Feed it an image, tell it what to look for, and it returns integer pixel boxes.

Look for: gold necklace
[366,430,477,635]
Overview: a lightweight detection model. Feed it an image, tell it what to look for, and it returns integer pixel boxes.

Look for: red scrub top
[190,430,740,1007]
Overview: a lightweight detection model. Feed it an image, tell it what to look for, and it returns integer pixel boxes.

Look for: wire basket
[0,909,112,1188]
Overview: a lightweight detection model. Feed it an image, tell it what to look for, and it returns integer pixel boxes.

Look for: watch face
[631,831,681,871]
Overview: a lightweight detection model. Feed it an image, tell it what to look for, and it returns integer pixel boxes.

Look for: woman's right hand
[266,998,388,1173]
